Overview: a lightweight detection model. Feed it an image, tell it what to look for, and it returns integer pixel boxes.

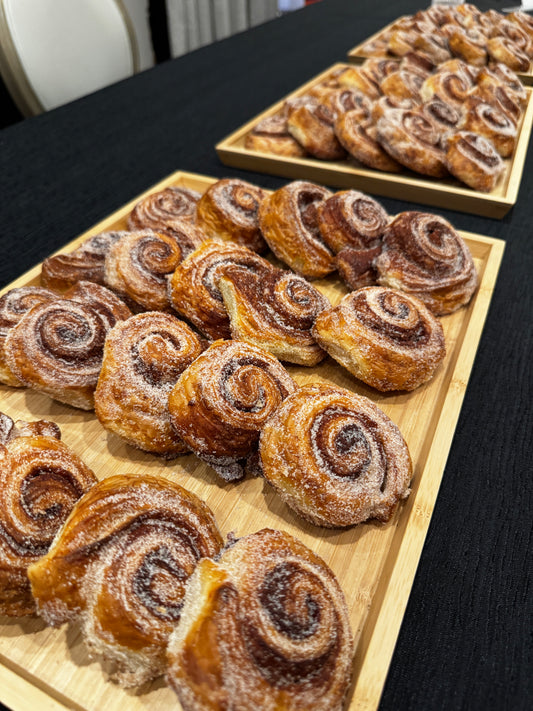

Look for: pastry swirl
[317,189,389,253]
[168,239,273,340]
[95,312,204,456]
[258,181,336,278]
[259,383,412,527]
[335,112,404,173]
[486,36,530,72]
[245,113,307,158]
[459,96,518,157]
[312,287,446,391]
[167,527,354,711]
[0,286,57,386]
[168,339,296,481]
[0,413,97,616]
[28,473,223,687]
[286,99,346,161]
[128,186,201,230]
[420,62,474,106]
[375,211,478,315]
[445,130,504,192]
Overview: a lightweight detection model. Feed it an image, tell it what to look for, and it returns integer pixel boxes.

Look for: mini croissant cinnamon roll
[167,527,355,711]
[28,473,224,687]
[0,413,97,616]
[259,383,412,527]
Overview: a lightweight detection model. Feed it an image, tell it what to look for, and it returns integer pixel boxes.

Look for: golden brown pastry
[195,178,269,253]
[168,239,273,340]
[486,36,530,72]
[358,57,401,86]
[312,287,446,391]
[94,312,204,456]
[375,211,478,315]
[4,282,131,409]
[41,231,125,291]
[167,527,354,711]
[370,95,417,123]
[493,19,533,58]
[508,10,533,40]
[445,130,505,192]
[0,286,57,386]
[459,96,518,158]
[167,339,296,481]
[128,185,201,230]
[336,64,381,98]
[244,113,308,157]
[286,98,346,161]
[335,245,382,290]
[0,413,96,616]
[447,26,488,67]
[28,474,223,687]
[379,67,425,102]
[376,107,449,178]
[258,181,336,278]
[259,382,412,527]
[104,229,193,311]
[412,30,451,65]
[420,96,463,135]
[335,112,404,173]
[420,60,475,107]
[218,266,329,366]
[482,62,528,106]
[320,86,374,120]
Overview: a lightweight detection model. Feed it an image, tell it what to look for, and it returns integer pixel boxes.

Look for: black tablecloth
[1,1,532,709]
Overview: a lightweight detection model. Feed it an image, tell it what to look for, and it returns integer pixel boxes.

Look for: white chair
[0,0,140,117]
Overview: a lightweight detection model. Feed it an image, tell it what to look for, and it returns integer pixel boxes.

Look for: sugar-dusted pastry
[420,96,463,135]
[336,64,381,98]
[28,474,223,687]
[244,112,307,157]
[447,26,488,66]
[259,382,412,527]
[375,211,478,315]
[379,67,425,102]
[482,62,528,107]
[168,339,296,481]
[4,283,131,409]
[41,231,125,291]
[128,185,201,230]
[312,287,446,391]
[471,82,522,126]
[195,178,269,253]
[218,266,329,366]
[376,107,449,178]
[359,57,401,85]
[0,286,57,386]
[104,229,193,311]
[95,312,204,456]
[420,60,475,107]
[445,130,504,192]
[168,239,273,340]
[508,10,533,40]
[0,413,97,616]
[370,95,417,123]
[286,98,346,161]
[258,180,336,278]
[167,527,354,711]
[412,29,451,65]
[459,96,518,157]
[494,19,533,59]
[335,113,404,173]
[486,36,530,72]
[335,245,382,290]
[320,86,374,120]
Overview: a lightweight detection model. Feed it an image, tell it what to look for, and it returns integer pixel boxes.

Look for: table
[1,1,532,709]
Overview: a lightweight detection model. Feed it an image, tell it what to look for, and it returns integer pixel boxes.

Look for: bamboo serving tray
[346,21,533,85]
[0,171,505,711]
[216,63,533,218]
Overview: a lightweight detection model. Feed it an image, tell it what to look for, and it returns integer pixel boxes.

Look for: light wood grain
[215,63,533,218]
[0,171,505,711]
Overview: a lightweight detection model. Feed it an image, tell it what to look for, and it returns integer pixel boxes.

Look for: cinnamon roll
[470,83,522,126]
[244,113,307,158]
[0,413,96,616]
[412,30,451,65]
[286,99,346,161]
[486,36,530,73]
[259,382,412,527]
[420,61,475,107]
[483,62,527,106]
[358,57,401,86]
[312,287,446,391]
[95,312,204,456]
[508,10,533,40]
[336,65,381,99]
[320,86,374,120]
[379,67,425,103]
[420,96,463,135]
[4,284,131,409]
[195,178,269,253]
[168,239,273,341]
[445,130,504,192]
[493,19,533,59]
[28,474,223,687]
[104,229,191,312]
[447,26,488,67]
[335,112,404,173]
[167,527,354,711]
[128,185,201,230]
[167,339,296,481]
[375,211,478,315]
[258,181,336,279]
[0,286,57,387]
[335,245,382,290]
[376,107,449,178]
[41,231,125,292]
[459,96,518,158]
[218,267,329,366]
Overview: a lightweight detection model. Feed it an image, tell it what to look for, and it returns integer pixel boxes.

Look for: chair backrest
[0,0,139,116]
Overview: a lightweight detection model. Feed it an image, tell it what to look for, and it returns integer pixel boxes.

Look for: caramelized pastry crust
[445,130,504,192]
[486,36,530,72]
[335,112,404,173]
[286,99,346,161]
[244,113,307,157]
[167,527,355,711]
[459,96,518,157]
[167,339,296,481]
[28,474,223,687]
[128,185,201,230]
[312,287,446,391]
[95,312,204,456]
[375,211,478,315]
[195,178,269,253]
[0,414,96,616]
[259,383,412,527]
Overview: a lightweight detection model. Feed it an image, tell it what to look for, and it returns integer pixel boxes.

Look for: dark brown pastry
[128,185,201,230]
[244,112,307,157]
[286,98,346,161]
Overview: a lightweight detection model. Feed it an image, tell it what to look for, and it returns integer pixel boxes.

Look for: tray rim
[0,170,506,711]
[215,62,533,218]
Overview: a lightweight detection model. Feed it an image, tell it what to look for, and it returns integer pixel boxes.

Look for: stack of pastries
[245,48,529,191]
